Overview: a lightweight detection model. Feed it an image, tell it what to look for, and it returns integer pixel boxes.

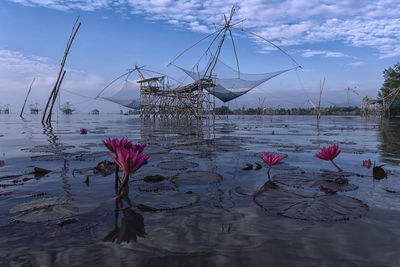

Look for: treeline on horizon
[214,105,362,116]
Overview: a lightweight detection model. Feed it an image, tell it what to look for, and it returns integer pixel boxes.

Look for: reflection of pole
[20,77,35,118]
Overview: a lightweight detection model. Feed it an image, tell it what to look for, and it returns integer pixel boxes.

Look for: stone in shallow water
[157,160,198,171]
[173,171,223,185]
[254,188,368,221]
[133,191,200,211]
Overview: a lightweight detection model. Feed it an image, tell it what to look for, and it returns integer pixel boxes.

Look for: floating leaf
[157,160,198,171]
[373,166,387,180]
[9,196,69,213]
[173,171,223,185]
[13,206,76,223]
[133,191,200,211]
[254,188,368,221]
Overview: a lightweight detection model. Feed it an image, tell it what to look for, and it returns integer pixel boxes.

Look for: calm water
[0,114,400,266]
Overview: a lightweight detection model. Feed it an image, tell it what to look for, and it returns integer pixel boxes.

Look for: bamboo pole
[46,70,66,124]
[42,17,81,124]
[20,77,35,118]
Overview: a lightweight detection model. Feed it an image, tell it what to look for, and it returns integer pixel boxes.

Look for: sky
[1,0,400,113]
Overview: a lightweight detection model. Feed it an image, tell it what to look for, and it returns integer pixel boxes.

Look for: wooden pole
[46,70,66,124]
[42,17,81,124]
[20,77,35,118]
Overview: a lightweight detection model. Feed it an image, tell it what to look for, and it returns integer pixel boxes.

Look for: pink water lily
[315,144,342,172]
[110,148,149,196]
[262,152,284,181]
[80,128,88,135]
[132,143,146,153]
[103,137,133,154]
[363,159,371,169]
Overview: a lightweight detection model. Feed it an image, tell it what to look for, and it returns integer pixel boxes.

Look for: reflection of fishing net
[101,80,141,109]
[178,59,294,102]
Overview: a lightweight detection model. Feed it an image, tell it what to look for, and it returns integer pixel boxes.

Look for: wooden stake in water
[20,77,35,118]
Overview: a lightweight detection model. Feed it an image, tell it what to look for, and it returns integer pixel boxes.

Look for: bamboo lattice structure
[139,75,215,119]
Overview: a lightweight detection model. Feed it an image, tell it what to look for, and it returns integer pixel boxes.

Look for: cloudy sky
[1,0,399,113]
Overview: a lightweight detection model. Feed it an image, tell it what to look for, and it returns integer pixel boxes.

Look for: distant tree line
[379,61,400,116]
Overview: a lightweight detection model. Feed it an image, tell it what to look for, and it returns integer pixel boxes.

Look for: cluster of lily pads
[262,143,381,182]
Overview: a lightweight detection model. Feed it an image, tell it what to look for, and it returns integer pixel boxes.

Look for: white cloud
[0,49,105,110]
[8,0,400,58]
[348,61,364,67]
[301,49,353,58]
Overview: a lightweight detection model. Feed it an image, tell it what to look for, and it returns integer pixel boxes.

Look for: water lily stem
[117,172,129,196]
[330,160,343,172]
[267,166,271,181]
[115,164,119,192]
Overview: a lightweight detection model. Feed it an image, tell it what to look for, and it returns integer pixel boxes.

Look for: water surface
[0,114,399,266]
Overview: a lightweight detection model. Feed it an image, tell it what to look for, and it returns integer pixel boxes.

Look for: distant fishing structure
[42,17,81,124]
[29,102,40,114]
[60,101,75,114]
[99,6,301,120]
[361,87,400,116]
[0,104,10,114]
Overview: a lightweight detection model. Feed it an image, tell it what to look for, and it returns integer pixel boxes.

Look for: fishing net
[101,80,141,109]
[177,59,294,102]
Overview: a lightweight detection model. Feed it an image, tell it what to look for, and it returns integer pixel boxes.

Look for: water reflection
[140,117,214,142]
[104,194,147,244]
[42,124,58,144]
[379,117,400,165]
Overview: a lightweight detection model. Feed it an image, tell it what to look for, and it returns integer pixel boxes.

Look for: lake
[0,114,400,266]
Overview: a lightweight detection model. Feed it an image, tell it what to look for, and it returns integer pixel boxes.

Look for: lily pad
[138,183,177,192]
[254,188,368,221]
[273,173,358,192]
[133,191,200,211]
[13,206,76,223]
[9,196,69,213]
[133,170,177,180]
[157,160,198,171]
[143,174,166,183]
[146,152,190,162]
[173,171,223,185]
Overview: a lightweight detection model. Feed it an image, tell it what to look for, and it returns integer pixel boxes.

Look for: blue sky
[1,0,399,113]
